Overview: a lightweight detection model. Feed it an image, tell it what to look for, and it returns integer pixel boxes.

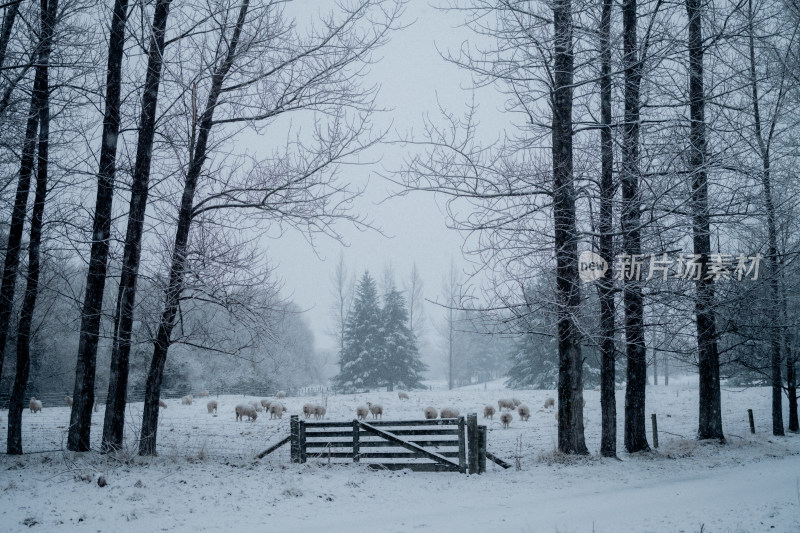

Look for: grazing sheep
[544,397,555,409]
[518,404,530,421]
[483,405,496,419]
[269,402,286,419]
[500,412,513,428]
[235,404,258,422]
[276,391,286,399]
[302,403,314,419]
[158,399,168,409]
[250,401,263,413]
[207,400,218,414]
[196,390,210,397]
[366,402,383,420]
[424,406,438,420]
[512,398,521,407]
[356,405,369,420]
[181,394,193,405]
[313,405,326,420]
[260,399,272,411]
[594,385,601,392]
[440,407,459,419]
[498,399,515,411]
[29,398,42,413]
[65,395,73,407]
[397,391,409,400]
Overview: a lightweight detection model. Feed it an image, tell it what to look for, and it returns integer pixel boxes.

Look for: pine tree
[334,272,383,391]
[380,286,426,390]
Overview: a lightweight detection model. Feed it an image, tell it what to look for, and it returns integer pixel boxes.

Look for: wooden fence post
[478,425,487,474]
[299,419,307,463]
[353,419,360,463]
[651,413,658,449]
[748,409,755,434]
[467,413,478,474]
[458,416,466,473]
[290,415,299,463]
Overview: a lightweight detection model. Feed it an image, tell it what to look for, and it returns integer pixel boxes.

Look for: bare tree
[67,0,132,451]
[137,0,402,455]
[329,251,351,356]
[7,0,56,454]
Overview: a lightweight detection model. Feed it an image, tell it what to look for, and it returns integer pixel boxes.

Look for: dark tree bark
[7,0,54,455]
[785,331,798,431]
[0,0,50,385]
[102,0,172,454]
[139,0,250,456]
[621,0,649,453]
[598,0,617,459]
[0,0,22,69]
[553,0,587,456]
[687,0,724,441]
[653,350,658,385]
[664,351,669,385]
[67,0,130,452]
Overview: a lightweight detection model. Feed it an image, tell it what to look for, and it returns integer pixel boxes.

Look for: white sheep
[65,395,73,407]
[181,394,193,405]
[512,398,521,407]
[250,401,264,413]
[260,399,272,411]
[500,412,513,428]
[497,399,515,411]
[207,400,218,414]
[424,406,438,419]
[235,404,258,422]
[158,399,168,409]
[196,390,210,397]
[356,405,369,420]
[313,405,326,420]
[544,397,555,409]
[29,398,42,413]
[366,402,383,420]
[276,391,286,399]
[483,405,495,419]
[269,402,286,419]
[440,407,459,419]
[397,391,409,400]
[518,404,530,421]
[302,403,314,419]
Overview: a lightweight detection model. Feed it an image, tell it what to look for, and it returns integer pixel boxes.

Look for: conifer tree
[380,286,426,390]
[335,272,383,390]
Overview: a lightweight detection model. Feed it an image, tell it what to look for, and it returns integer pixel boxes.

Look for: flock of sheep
[26,389,566,431]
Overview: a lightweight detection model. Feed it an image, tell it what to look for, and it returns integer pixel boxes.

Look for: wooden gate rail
[286,414,508,474]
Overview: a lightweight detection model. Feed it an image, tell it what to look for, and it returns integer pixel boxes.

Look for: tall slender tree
[67,0,131,451]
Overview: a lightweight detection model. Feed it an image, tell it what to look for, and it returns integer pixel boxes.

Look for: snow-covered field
[1,380,799,532]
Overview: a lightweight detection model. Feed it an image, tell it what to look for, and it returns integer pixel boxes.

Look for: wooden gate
[291,416,466,472]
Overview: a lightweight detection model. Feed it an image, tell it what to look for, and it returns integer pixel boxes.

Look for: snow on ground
[1,381,799,532]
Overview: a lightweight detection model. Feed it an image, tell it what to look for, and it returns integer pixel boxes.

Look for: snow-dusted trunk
[67,0,130,452]
[7,0,55,455]
[598,0,617,458]
[553,0,587,455]
[139,0,250,456]
[102,0,172,454]
[621,0,649,453]
[687,0,724,441]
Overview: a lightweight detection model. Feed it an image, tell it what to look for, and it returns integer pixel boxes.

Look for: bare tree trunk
[664,351,669,385]
[653,349,658,385]
[102,0,172,454]
[687,0,724,442]
[0,0,21,69]
[598,0,617,458]
[7,0,54,455]
[622,0,649,453]
[67,0,130,452]
[0,0,49,385]
[140,0,250,456]
[553,0,587,455]
[786,333,798,431]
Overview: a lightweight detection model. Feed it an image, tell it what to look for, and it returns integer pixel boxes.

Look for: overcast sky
[260,1,505,364]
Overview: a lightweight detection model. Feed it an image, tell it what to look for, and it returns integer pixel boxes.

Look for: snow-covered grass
[1,381,798,532]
